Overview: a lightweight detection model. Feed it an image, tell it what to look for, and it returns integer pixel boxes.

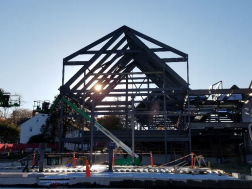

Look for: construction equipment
[33,100,50,113]
[65,156,87,167]
[194,155,207,168]
[33,96,60,114]
[0,88,20,108]
[61,96,139,158]
[35,95,139,159]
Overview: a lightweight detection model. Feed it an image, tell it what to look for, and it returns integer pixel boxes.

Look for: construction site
[1,25,252,188]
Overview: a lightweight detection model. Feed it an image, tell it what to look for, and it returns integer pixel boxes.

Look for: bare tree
[10,108,32,126]
[0,107,10,119]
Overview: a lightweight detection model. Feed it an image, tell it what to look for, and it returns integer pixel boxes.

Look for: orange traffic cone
[150,151,153,167]
[86,159,91,177]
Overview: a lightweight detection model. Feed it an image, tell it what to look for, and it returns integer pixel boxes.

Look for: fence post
[73,152,76,168]
[191,152,194,168]
[112,152,115,166]
[150,151,153,167]
[32,152,36,167]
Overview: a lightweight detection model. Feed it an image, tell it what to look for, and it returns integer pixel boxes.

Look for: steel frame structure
[59,26,252,163]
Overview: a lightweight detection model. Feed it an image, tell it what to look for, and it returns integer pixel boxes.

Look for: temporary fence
[0,151,39,168]
[46,152,109,168]
[159,152,194,168]
[0,143,58,153]
[46,152,109,155]
[46,151,154,167]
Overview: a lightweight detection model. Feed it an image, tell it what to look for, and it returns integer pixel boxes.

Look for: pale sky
[1,0,252,110]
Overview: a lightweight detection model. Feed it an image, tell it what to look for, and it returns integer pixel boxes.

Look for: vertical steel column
[58,120,61,152]
[81,70,86,151]
[90,96,95,166]
[60,60,65,153]
[147,78,150,130]
[59,98,64,152]
[131,96,135,165]
[186,56,192,153]
[81,98,85,151]
[163,68,168,163]
[78,116,81,150]
[242,131,246,163]
[217,107,220,122]
[62,62,65,86]
[126,75,128,129]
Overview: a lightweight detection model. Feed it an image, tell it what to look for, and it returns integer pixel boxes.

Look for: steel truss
[59,26,252,162]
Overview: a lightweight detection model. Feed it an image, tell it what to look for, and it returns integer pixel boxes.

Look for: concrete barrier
[232,173,245,179]
[0,177,38,185]
[69,177,252,188]
[245,175,252,180]
[0,172,28,177]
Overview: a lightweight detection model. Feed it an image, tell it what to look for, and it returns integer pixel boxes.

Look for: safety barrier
[112,152,153,166]
[150,151,153,167]
[0,152,39,168]
[46,152,109,169]
[46,152,109,155]
[44,152,92,177]
[159,152,194,168]
[0,143,58,153]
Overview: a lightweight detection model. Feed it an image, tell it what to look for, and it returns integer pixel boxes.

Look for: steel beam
[162,58,187,62]
[131,96,135,165]
[79,49,142,54]
[189,89,252,95]
[64,26,124,62]
[127,26,187,57]
[63,61,89,66]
